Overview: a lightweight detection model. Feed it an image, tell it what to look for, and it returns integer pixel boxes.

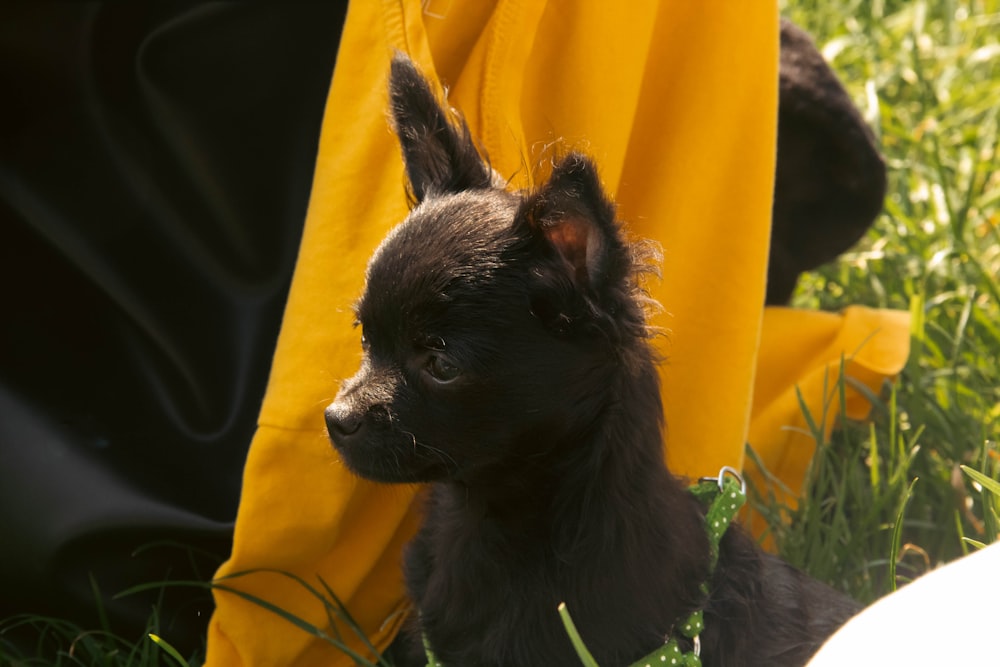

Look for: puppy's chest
[421,510,555,597]
[412,529,576,666]
[409,505,567,627]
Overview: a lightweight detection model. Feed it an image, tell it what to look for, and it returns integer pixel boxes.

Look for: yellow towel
[205,2,909,665]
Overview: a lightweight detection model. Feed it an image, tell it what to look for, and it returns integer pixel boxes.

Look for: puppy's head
[325,54,655,484]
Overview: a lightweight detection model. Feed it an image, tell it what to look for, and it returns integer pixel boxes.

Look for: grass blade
[557,603,600,667]
[889,478,919,591]
[149,634,190,667]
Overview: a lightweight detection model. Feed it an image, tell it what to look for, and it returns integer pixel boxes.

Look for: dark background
[0,1,347,650]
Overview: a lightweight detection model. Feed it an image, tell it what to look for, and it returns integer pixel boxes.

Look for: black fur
[325,53,859,667]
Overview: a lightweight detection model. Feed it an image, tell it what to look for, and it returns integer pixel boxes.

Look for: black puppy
[326,54,859,667]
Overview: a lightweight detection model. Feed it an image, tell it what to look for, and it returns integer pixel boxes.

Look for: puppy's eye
[425,354,460,384]
[352,319,370,351]
[423,335,446,351]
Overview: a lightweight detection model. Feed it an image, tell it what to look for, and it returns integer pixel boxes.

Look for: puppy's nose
[325,403,364,439]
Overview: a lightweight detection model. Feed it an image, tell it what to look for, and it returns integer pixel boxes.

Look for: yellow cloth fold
[747,306,912,528]
[205,2,908,666]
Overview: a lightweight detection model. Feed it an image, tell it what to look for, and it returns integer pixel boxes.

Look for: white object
[807,541,1000,665]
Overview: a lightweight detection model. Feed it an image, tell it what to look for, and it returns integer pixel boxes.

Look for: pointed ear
[518,153,625,292]
[388,53,493,202]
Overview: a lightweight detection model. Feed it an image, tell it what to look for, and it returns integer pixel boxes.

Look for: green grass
[0,575,200,667]
[3,1,999,664]
[754,0,1000,604]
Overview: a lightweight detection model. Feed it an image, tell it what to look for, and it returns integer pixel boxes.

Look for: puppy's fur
[326,54,859,667]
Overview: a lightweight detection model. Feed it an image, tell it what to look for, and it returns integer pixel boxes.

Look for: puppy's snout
[325,402,364,440]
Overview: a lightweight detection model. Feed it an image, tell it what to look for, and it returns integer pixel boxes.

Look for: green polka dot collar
[627,467,747,667]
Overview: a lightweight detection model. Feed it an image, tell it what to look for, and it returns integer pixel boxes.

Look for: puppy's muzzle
[325,401,364,440]
[326,362,400,447]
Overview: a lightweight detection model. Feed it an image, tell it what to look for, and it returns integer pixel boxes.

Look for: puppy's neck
[438,355,696,545]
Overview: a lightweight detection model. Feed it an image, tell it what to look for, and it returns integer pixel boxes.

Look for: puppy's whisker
[403,430,459,472]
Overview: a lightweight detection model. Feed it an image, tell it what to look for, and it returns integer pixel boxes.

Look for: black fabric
[0,1,346,650]
[768,19,887,304]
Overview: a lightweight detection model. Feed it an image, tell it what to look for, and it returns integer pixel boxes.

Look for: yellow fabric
[205,2,909,666]
[746,306,912,537]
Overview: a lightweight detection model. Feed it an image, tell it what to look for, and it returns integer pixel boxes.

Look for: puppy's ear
[389,53,493,202]
[518,153,641,337]
[519,153,626,294]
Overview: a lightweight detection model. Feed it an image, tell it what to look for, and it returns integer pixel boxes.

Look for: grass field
[2,1,998,664]
[764,0,1000,604]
